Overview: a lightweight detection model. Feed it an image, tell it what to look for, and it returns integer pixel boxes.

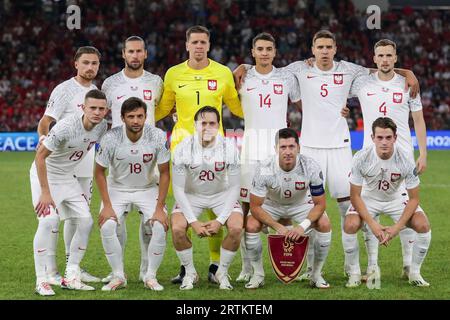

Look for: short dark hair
[121,97,147,117]
[374,39,397,52]
[74,46,101,61]
[371,117,397,135]
[124,35,145,49]
[194,106,220,123]
[312,30,336,45]
[276,128,299,145]
[85,89,106,102]
[186,25,210,41]
[252,32,276,48]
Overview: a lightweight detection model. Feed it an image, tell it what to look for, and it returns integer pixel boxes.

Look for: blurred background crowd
[0,0,448,132]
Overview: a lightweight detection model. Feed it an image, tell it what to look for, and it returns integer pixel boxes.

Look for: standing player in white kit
[101,36,163,283]
[36,46,103,285]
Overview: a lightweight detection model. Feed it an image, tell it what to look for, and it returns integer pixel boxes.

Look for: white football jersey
[96,124,170,191]
[172,134,240,196]
[44,77,98,177]
[102,69,163,128]
[349,145,419,202]
[286,60,369,148]
[239,66,301,161]
[251,154,324,206]
[31,114,108,182]
[351,72,422,157]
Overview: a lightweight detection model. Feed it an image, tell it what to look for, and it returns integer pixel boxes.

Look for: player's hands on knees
[191,221,211,238]
[416,155,427,174]
[35,192,56,217]
[341,105,350,118]
[274,224,289,236]
[369,222,388,245]
[98,206,118,227]
[380,225,400,246]
[151,206,169,232]
[285,226,305,242]
[205,220,222,235]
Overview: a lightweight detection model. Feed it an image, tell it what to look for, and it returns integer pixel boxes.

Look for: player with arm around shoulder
[171,106,243,291]
[245,128,331,289]
[95,97,170,291]
[343,117,431,288]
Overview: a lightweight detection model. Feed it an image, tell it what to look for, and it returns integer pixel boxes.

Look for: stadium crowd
[0,0,448,132]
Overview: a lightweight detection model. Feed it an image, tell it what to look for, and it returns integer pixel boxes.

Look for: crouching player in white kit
[245,128,332,289]
[344,117,431,287]
[31,89,108,295]
[95,97,170,291]
[171,106,243,291]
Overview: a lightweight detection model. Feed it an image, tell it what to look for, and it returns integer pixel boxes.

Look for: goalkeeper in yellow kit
[156,25,243,284]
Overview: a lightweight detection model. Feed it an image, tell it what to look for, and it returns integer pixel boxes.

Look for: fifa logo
[393,92,403,103]
[208,80,217,90]
[273,84,283,94]
[283,239,294,257]
[334,74,343,85]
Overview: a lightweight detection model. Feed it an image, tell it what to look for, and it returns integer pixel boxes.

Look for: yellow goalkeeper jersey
[156,59,243,150]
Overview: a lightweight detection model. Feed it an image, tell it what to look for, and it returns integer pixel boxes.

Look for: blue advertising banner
[350,130,450,150]
[1,131,450,152]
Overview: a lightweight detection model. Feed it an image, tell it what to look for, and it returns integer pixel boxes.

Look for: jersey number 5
[320,84,328,97]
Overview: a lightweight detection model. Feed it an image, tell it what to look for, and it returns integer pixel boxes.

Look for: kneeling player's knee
[344,216,360,234]
[100,219,117,237]
[227,225,242,240]
[411,212,430,233]
[245,217,262,233]
[316,215,331,232]
[171,223,186,239]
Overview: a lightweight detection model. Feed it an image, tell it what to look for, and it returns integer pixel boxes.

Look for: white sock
[342,231,360,275]
[117,215,127,258]
[312,231,331,278]
[34,216,59,283]
[46,221,60,275]
[399,227,415,267]
[239,233,252,274]
[245,232,264,277]
[338,200,351,268]
[410,231,431,275]
[363,230,379,268]
[176,247,196,275]
[146,221,166,280]
[63,218,77,257]
[304,230,315,272]
[67,217,93,270]
[100,219,124,279]
[217,247,237,276]
[139,215,151,276]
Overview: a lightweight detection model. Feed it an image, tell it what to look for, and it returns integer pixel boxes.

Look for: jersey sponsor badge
[143,153,153,163]
[268,235,309,284]
[295,181,305,190]
[215,161,225,172]
[143,90,152,101]
[208,80,217,91]
[390,173,401,182]
[240,188,248,198]
[334,74,344,85]
[273,84,283,95]
[393,92,403,103]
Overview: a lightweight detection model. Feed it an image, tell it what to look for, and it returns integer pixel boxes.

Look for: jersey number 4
[379,102,387,116]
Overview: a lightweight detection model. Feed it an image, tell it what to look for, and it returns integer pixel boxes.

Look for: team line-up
[31,26,431,296]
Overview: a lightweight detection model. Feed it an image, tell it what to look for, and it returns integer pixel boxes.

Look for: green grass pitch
[1,151,449,300]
